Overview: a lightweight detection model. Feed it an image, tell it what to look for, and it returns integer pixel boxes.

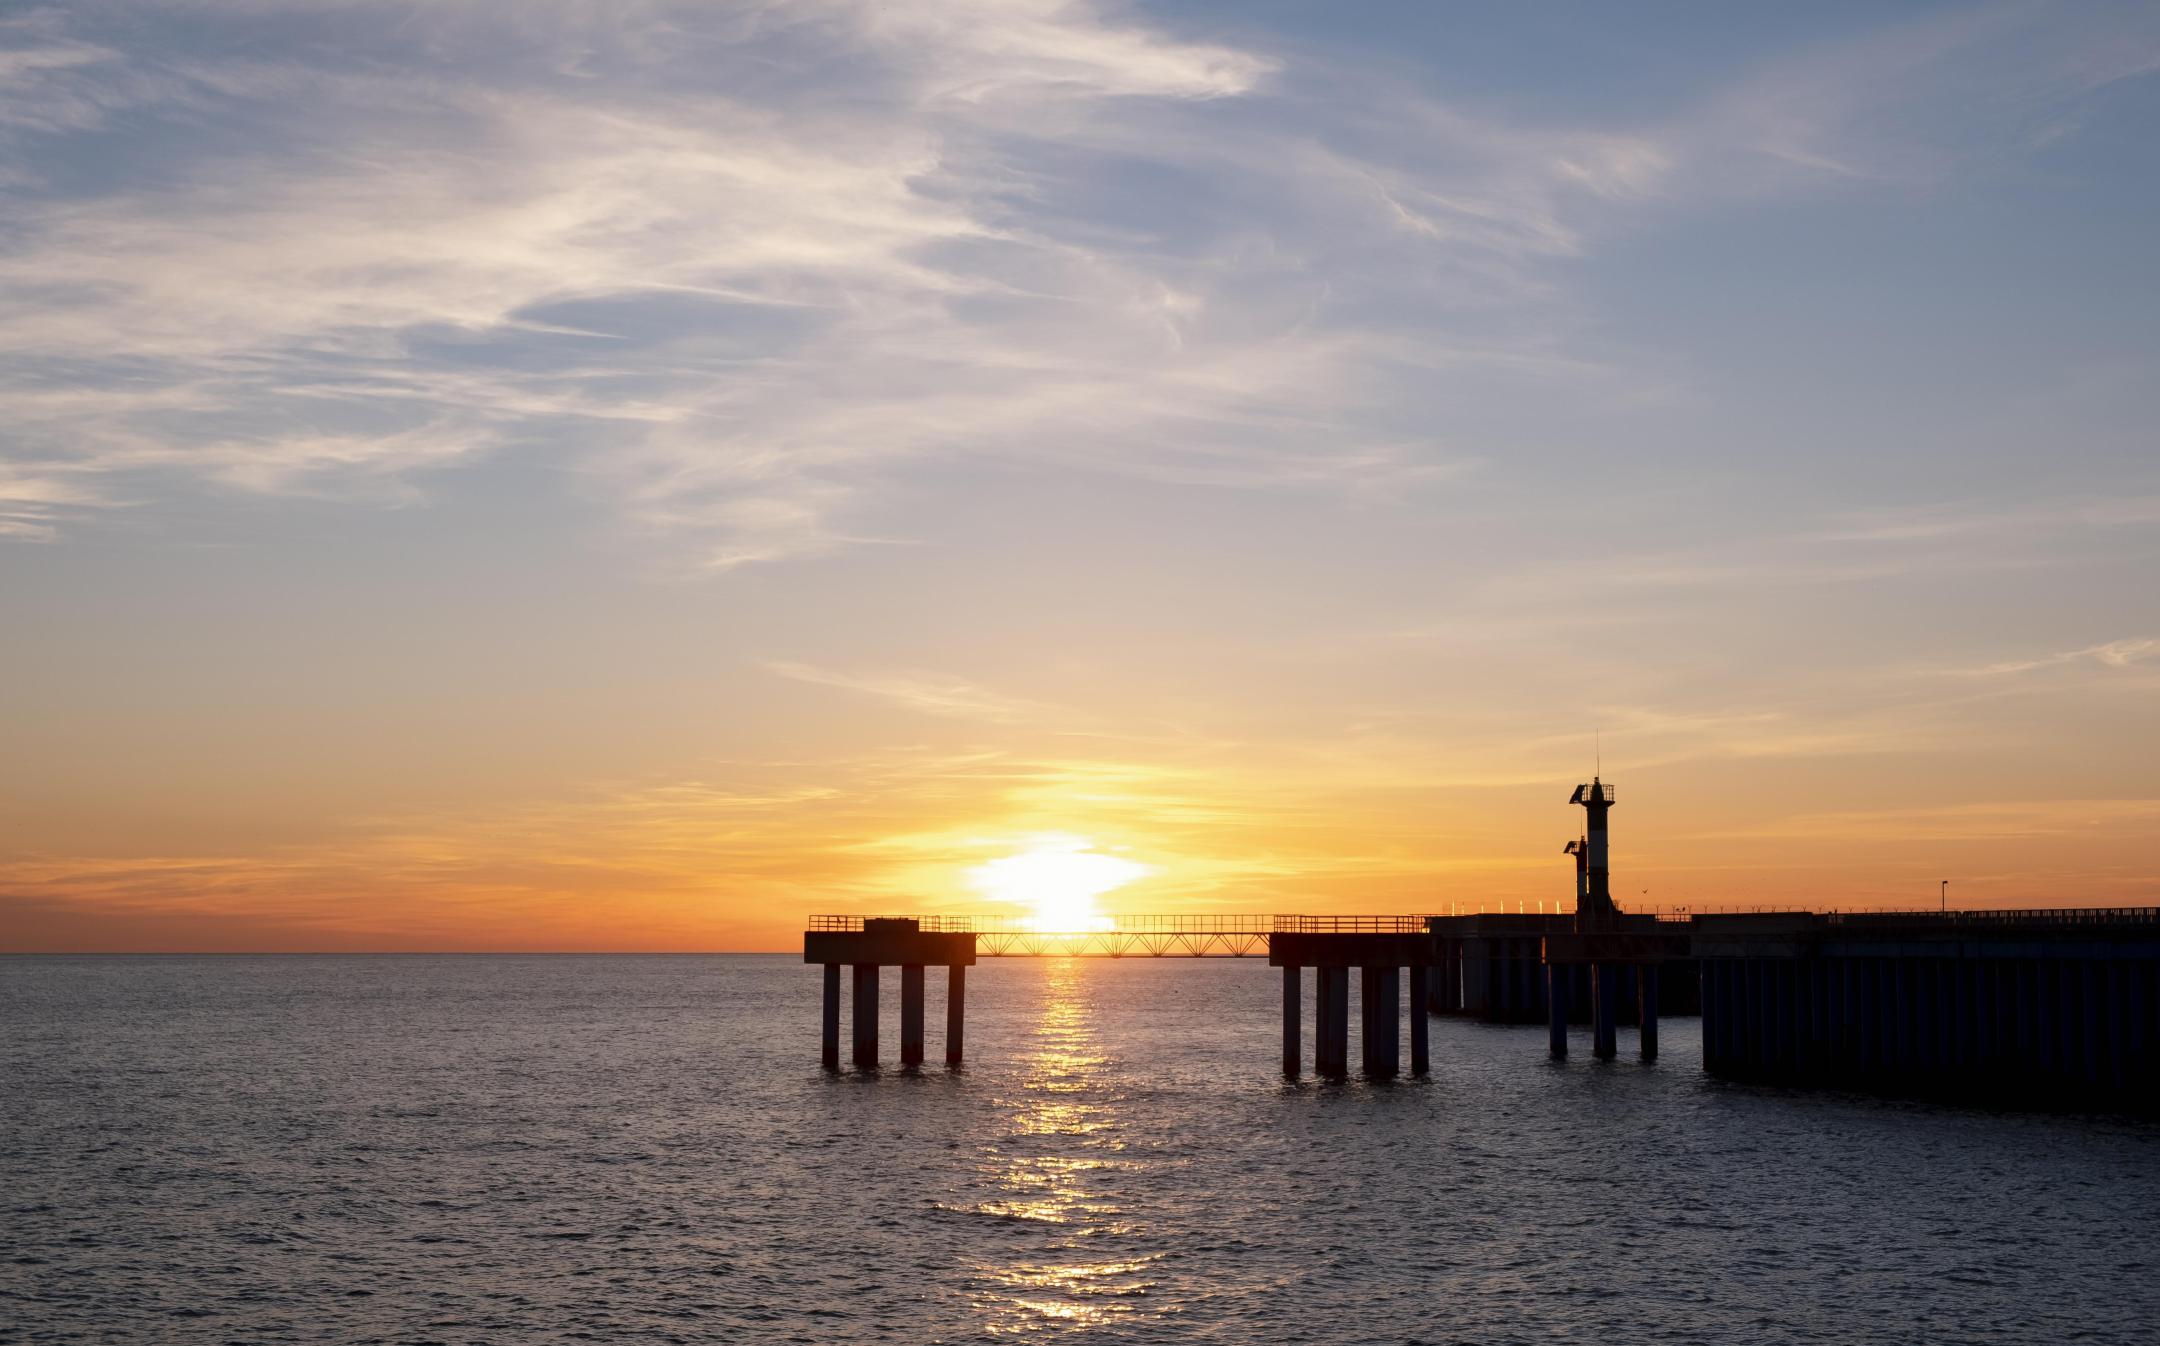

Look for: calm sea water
[5,955,2158,1344]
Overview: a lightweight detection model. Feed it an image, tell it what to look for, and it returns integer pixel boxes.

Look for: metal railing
[810,905,2160,944]
[1272,915,1434,933]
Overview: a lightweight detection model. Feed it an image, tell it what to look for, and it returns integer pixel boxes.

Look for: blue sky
[3,1,2157,948]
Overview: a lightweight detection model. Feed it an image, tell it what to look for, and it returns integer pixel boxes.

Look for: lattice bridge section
[806,914,1434,957]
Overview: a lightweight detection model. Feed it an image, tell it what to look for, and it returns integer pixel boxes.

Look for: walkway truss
[807,914,1434,957]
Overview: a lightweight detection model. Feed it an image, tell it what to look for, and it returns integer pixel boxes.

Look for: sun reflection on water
[973,960,1159,1334]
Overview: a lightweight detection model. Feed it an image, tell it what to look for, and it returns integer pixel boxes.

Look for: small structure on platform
[803,917,976,1069]
[1542,778,1686,1062]
[1270,924,1433,1080]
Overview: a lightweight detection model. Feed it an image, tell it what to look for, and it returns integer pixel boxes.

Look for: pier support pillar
[1364,966,1399,1078]
[945,965,966,1066]
[821,963,841,1070]
[1639,965,1660,1060]
[1547,964,1570,1059]
[1408,965,1430,1075]
[900,964,925,1066]
[1282,965,1301,1077]
[851,964,879,1067]
[1317,967,1350,1078]
[1592,963,1618,1060]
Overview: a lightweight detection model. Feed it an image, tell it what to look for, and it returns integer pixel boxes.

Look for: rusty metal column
[821,963,841,1070]
[900,964,925,1066]
[1282,965,1301,1077]
[945,964,966,1066]
[1408,964,1430,1075]
[851,964,879,1067]
[1639,965,1660,1060]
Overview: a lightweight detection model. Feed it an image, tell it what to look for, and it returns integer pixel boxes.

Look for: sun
[966,836,1152,930]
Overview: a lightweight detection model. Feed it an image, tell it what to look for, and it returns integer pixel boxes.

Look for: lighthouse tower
[1569,777,1617,928]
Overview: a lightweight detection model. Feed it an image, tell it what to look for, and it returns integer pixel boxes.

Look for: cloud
[3,1,2155,565]
[1954,637,2160,678]
[765,661,1067,724]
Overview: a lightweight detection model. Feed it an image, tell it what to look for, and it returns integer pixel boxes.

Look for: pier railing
[805,913,1437,955]
[808,905,2160,953]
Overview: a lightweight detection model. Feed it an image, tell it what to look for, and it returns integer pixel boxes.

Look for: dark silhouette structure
[1270,924,1433,1080]
[803,917,976,1068]
[1695,909,2160,1106]
[799,780,2157,1111]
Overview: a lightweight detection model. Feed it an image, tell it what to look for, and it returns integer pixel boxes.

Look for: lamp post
[1940,879,1948,913]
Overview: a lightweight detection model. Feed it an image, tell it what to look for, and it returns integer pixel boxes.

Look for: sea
[5,954,2158,1344]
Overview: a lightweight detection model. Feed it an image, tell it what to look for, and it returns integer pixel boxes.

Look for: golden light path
[977,959,1160,1334]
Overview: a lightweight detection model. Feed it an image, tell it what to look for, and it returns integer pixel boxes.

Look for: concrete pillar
[1592,963,1618,1060]
[852,964,879,1067]
[1547,963,1570,1060]
[1697,964,1713,1069]
[900,964,925,1066]
[1282,965,1301,1077]
[1944,959,1961,1075]
[2125,963,2142,1080]
[1408,965,1430,1075]
[1639,965,1660,1061]
[821,963,841,1070]
[1705,962,1727,1070]
[1874,958,1893,1073]
[1387,966,1406,1075]
[1463,940,1491,1019]
[1833,958,1854,1074]
[1782,961,1798,1071]
[2079,958,2104,1091]
[1808,961,1828,1069]
[1356,967,1373,1075]
[946,965,966,1066]
[1318,966,1350,1078]
[2053,958,2074,1084]
[2105,960,2129,1093]
[1380,966,1400,1076]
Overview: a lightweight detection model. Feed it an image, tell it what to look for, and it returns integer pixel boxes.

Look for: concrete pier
[852,964,879,1067]
[946,965,966,1066]
[821,963,841,1070]
[1546,964,1569,1059]
[1316,966,1350,1077]
[1282,966,1301,1077]
[1428,914,1701,1023]
[1272,932,1431,1080]
[900,964,925,1066]
[1592,964,1618,1059]
[1362,966,1399,1078]
[804,918,977,1070]
[1695,911,2160,1110]
[1639,964,1660,1060]
[1408,964,1430,1075]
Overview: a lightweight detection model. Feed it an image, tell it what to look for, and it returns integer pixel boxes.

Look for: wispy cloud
[24,2,2145,563]
[765,661,1066,724]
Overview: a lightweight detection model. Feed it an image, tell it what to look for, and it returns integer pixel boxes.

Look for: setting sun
[966,837,1152,931]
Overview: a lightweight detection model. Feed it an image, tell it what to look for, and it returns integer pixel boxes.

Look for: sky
[3,0,2158,951]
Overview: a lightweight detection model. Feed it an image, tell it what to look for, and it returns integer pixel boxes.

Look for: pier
[1695,908,2160,1105]
[801,783,2159,1109]
[1270,920,1434,1079]
[803,917,976,1068]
